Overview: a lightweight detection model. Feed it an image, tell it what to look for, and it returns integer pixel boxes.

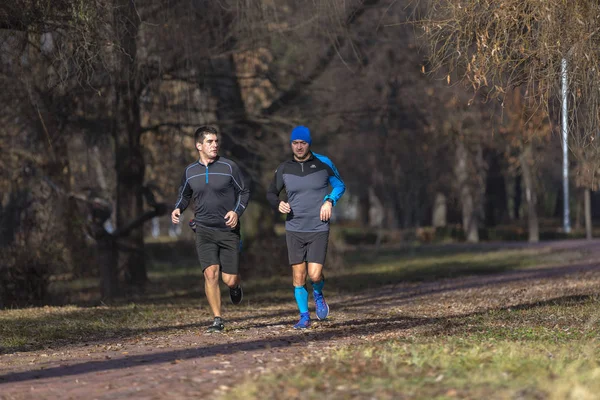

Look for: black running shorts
[285,230,329,265]
[195,226,241,274]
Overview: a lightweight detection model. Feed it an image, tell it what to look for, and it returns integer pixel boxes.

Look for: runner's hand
[224,211,239,228]
[171,209,181,224]
[320,201,332,222]
[279,201,291,214]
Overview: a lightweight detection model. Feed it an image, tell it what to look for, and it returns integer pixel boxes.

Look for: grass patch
[0,303,208,353]
[331,245,589,293]
[224,296,600,400]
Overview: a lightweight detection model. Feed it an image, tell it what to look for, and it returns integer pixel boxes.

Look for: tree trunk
[585,187,593,240]
[358,191,370,227]
[401,195,412,229]
[206,54,275,240]
[520,145,539,243]
[368,187,384,228]
[413,189,423,228]
[574,191,582,231]
[383,191,399,230]
[99,235,119,300]
[484,150,507,226]
[455,140,479,242]
[35,100,78,260]
[432,192,447,228]
[513,173,522,220]
[113,0,146,290]
[554,187,562,219]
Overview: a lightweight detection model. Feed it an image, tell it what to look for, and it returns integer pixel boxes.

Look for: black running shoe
[206,317,224,333]
[230,284,243,305]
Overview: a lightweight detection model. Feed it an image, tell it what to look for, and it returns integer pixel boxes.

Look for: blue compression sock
[311,279,325,294]
[294,286,309,314]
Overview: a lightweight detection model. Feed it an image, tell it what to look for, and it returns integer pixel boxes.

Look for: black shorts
[195,226,241,274]
[285,230,329,265]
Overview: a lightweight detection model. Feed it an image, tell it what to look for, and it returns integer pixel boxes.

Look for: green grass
[330,245,589,293]
[1,239,598,400]
[338,222,600,245]
[0,303,208,353]
[224,296,600,400]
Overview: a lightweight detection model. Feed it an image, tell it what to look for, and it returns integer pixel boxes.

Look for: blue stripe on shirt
[313,153,346,206]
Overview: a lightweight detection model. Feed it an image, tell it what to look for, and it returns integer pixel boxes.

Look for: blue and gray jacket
[174,156,250,231]
[267,152,345,232]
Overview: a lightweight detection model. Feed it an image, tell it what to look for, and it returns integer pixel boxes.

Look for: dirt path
[2,240,600,399]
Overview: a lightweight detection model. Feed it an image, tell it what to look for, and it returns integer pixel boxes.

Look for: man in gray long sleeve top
[267,125,345,329]
[172,125,250,333]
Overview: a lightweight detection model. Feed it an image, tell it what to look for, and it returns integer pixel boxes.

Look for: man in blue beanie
[267,125,346,329]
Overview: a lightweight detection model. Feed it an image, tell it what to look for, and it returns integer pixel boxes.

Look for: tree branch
[263,0,381,116]
[113,205,168,237]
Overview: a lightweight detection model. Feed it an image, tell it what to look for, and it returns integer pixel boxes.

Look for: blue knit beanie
[290,125,312,145]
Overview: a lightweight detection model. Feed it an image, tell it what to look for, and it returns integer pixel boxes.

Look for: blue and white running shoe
[314,291,329,320]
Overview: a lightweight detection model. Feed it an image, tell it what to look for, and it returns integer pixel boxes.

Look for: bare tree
[2,0,388,300]
[421,0,600,187]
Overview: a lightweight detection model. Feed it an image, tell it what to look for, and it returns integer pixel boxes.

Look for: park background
[1,1,600,399]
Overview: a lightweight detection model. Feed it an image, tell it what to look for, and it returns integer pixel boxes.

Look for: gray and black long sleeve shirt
[174,156,250,231]
[267,152,345,232]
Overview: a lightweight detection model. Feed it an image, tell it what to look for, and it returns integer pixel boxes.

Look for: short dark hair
[194,125,219,144]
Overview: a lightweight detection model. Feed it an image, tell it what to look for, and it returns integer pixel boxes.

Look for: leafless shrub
[0,242,66,308]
